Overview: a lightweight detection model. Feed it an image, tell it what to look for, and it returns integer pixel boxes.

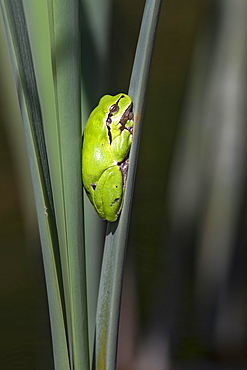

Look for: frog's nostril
[90,183,96,191]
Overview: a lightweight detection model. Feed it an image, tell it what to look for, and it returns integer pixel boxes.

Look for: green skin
[82,93,134,222]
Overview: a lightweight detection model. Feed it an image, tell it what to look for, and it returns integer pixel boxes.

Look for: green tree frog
[82,93,134,222]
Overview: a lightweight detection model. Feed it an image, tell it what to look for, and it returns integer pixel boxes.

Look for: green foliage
[94,1,162,369]
[0,0,162,368]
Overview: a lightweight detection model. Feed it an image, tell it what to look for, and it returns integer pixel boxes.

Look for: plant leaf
[46,0,89,368]
[94,0,163,369]
[0,1,70,368]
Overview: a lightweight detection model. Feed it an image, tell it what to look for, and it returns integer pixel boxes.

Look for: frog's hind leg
[94,166,123,222]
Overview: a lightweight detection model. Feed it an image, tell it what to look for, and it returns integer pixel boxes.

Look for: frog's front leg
[93,165,123,222]
[111,128,132,162]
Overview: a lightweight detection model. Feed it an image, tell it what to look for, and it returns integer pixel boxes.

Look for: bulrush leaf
[0,1,70,369]
[94,1,163,369]
[45,0,89,368]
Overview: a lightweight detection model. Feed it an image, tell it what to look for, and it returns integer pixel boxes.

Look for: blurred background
[1,0,247,369]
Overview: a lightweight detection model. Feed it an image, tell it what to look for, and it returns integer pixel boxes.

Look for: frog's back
[82,106,115,191]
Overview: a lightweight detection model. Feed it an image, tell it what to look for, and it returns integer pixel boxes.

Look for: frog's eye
[109,104,119,115]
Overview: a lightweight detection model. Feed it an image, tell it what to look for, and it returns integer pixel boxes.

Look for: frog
[82,93,134,222]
